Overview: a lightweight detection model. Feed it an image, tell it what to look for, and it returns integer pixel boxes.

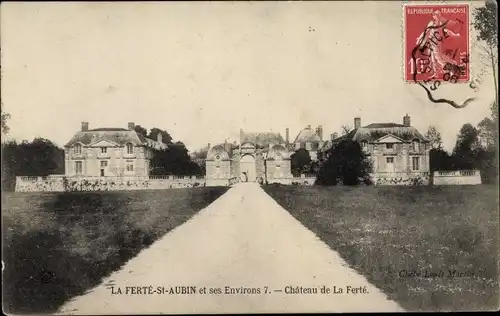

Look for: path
[58,183,404,314]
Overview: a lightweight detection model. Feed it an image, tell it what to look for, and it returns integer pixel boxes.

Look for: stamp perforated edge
[401,1,473,85]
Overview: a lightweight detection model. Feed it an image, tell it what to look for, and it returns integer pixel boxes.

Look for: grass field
[263,184,499,312]
[2,187,228,314]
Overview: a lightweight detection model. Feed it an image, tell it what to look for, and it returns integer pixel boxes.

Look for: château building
[64,122,167,177]
[323,115,431,183]
[205,129,293,186]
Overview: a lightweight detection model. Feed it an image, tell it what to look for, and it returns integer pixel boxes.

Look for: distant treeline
[2,138,65,191]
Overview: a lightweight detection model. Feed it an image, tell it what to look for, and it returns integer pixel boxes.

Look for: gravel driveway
[58,183,403,314]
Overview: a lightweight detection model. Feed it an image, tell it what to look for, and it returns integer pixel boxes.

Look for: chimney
[307,124,311,129]
[128,122,135,130]
[285,128,290,144]
[157,132,163,143]
[316,125,323,140]
[240,128,244,144]
[330,133,337,141]
[403,114,411,127]
[81,122,89,131]
[207,142,211,149]
[354,117,361,129]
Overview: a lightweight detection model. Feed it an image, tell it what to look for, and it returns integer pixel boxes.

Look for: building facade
[323,115,431,183]
[205,129,293,185]
[291,125,324,160]
[64,122,167,177]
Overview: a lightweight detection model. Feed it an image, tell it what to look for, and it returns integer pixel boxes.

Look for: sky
[1,1,496,152]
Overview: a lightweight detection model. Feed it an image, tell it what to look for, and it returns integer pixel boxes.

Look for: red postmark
[404,4,470,83]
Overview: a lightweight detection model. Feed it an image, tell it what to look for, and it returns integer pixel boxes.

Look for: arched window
[126,143,134,155]
[412,139,420,151]
[74,143,82,154]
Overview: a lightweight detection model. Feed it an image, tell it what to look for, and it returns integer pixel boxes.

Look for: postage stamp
[403,3,470,84]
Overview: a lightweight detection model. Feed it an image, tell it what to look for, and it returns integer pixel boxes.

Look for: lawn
[2,187,228,314]
[263,184,499,312]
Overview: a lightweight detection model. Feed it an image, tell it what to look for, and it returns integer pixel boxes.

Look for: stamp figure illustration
[404,4,470,84]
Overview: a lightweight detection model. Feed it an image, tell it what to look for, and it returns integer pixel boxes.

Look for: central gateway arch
[240,154,256,182]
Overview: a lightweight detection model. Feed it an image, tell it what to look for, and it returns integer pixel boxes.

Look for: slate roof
[267,144,290,159]
[293,126,321,143]
[320,123,429,152]
[241,131,285,147]
[65,129,167,150]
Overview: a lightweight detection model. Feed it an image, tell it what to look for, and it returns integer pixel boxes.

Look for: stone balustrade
[432,170,481,185]
[371,172,430,185]
[15,175,206,192]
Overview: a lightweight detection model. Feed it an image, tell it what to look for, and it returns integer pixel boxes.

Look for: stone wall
[15,175,206,192]
[432,170,482,185]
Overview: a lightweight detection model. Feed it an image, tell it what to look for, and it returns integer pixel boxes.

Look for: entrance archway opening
[240,154,256,182]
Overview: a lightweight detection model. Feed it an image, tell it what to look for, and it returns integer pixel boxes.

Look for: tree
[477,101,499,149]
[429,148,453,172]
[473,0,498,104]
[1,108,11,135]
[134,125,148,137]
[148,128,173,144]
[341,125,351,136]
[477,116,497,150]
[425,125,443,149]
[476,101,499,183]
[290,148,312,176]
[1,138,65,191]
[191,147,209,175]
[150,142,202,176]
[451,123,480,169]
[315,139,372,186]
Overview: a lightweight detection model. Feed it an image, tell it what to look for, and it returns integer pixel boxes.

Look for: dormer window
[305,142,311,150]
[74,143,82,154]
[412,139,420,151]
[386,143,394,149]
[126,143,134,154]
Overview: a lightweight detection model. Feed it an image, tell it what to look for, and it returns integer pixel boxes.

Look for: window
[100,160,108,167]
[412,140,420,151]
[386,143,394,149]
[101,147,107,154]
[412,157,420,171]
[361,141,369,150]
[386,157,394,164]
[126,160,134,172]
[75,161,83,175]
[215,165,220,179]
[305,142,311,150]
[127,143,134,154]
[74,144,82,154]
